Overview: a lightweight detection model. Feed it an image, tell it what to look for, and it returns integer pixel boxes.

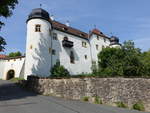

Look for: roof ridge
[52,20,88,34]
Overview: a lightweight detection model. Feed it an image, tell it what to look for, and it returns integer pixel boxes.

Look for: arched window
[70,51,75,64]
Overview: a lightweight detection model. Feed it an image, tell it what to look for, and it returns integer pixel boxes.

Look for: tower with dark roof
[24,8,52,79]
[109,36,121,48]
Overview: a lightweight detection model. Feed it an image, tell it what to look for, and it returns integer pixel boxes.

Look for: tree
[8,51,22,57]
[51,61,70,77]
[97,40,144,77]
[0,0,18,29]
[141,50,150,76]
[122,40,143,76]
[0,36,6,52]
[98,47,124,76]
[0,0,18,52]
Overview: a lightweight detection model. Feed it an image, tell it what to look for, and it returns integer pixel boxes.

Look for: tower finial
[40,4,42,8]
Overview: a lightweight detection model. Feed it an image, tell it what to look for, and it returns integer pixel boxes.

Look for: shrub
[132,102,145,111]
[91,61,99,76]
[51,61,70,77]
[115,102,128,108]
[94,96,102,104]
[82,96,89,102]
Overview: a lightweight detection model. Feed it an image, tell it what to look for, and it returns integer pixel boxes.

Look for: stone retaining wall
[25,76,150,111]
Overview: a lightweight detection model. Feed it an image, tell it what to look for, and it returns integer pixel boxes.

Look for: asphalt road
[0,80,148,113]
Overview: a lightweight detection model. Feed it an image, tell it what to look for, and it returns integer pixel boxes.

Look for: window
[52,49,56,55]
[97,35,99,40]
[62,27,68,31]
[35,24,41,32]
[80,34,85,37]
[85,55,87,60]
[104,38,106,42]
[70,51,75,64]
[53,33,57,40]
[82,42,87,48]
[96,45,99,50]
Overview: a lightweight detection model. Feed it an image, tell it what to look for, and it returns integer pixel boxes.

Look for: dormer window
[35,24,41,32]
[62,27,68,31]
[80,34,85,37]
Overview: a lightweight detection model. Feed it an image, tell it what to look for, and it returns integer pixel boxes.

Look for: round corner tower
[25,8,52,79]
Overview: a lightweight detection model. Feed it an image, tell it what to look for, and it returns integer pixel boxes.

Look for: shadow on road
[0,80,38,101]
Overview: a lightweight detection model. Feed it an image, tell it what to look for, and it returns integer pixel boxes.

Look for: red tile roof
[0,54,7,59]
[4,56,25,60]
[92,28,102,35]
[91,28,110,39]
[49,19,110,40]
[51,20,89,39]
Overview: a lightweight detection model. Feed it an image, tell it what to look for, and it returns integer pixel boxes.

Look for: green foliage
[97,40,150,77]
[98,47,124,76]
[75,73,93,77]
[91,61,99,76]
[141,50,150,76]
[51,61,70,77]
[115,102,128,108]
[0,0,18,52]
[0,36,6,52]
[0,0,18,29]
[8,51,22,57]
[94,96,102,104]
[132,102,145,111]
[82,96,89,102]
[10,77,25,83]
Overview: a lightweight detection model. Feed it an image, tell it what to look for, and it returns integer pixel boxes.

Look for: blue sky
[1,0,150,54]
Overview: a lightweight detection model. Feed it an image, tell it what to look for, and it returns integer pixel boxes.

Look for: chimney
[66,20,70,27]
[50,15,54,21]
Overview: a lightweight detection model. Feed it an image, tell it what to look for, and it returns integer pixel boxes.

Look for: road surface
[0,80,148,113]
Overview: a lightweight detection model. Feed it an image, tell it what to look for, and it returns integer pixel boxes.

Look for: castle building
[0,8,121,80]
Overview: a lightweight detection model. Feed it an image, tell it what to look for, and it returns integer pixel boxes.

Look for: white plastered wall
[0,58,25,80]
[51,30,92,75]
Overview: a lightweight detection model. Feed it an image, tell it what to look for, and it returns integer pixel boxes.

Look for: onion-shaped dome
[27,8,50,22]
[110,36,120,45]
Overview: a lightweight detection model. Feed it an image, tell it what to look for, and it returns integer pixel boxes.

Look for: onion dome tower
[109,36,121,48]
